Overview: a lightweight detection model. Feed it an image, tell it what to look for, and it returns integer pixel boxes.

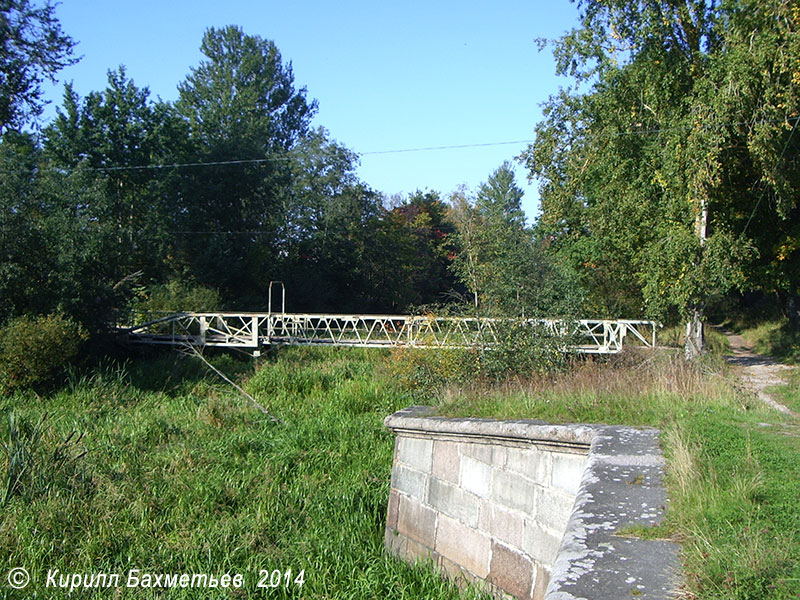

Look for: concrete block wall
[384,407,681,600]
[384,411,590,600]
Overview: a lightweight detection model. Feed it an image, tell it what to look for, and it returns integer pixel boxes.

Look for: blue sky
[42,1,580,220]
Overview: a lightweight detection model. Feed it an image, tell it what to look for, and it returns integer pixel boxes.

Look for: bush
[127,279,222,324]
[476,320,574,380]
[388,347,481,389]
[388,320,574,388]
[0,313,88,393]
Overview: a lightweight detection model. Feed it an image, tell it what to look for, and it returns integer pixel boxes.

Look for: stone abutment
[384,406,681,600]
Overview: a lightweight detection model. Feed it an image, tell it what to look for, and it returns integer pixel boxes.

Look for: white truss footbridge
[119,312,659,355]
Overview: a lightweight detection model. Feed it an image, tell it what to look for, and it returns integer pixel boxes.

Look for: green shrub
[388,347,481,389]
[476,320,573,380]
[388,321,574,388]
[127,279,222,324]
[0,313,88,392]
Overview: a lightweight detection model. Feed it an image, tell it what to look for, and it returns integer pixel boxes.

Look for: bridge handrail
[117,312,660,355]
[118,312,192,332]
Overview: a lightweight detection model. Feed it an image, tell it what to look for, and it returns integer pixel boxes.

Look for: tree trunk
[788,295,800,331]
[685,190,708,360]
[685,307,705,360]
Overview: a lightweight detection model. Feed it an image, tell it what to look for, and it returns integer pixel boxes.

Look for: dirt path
[723,331,796,415]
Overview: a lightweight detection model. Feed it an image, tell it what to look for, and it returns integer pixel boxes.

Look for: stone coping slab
[384,407,682,600]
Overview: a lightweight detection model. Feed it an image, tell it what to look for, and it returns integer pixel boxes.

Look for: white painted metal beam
[120,312,660,355]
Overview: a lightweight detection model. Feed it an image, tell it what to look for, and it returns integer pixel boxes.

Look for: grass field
[0,348,492,599]
[1,341,799,599]
[770,370,800,414]
[435,346,800,599]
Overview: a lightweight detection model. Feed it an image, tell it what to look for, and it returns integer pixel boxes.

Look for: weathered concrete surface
[547,427,681,600]
[384,406,682,600]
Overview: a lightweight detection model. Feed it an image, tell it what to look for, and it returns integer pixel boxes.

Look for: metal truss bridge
[119,312,659,355]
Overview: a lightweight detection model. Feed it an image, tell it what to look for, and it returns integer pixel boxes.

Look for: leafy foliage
[3,23,467,329]
[476,320,575,380]
[127,279,222,323]
[388,347,481,389]
[449,162,584,318]
[441,164,586,377]
[0,132,127,329]
[43,68,189,288]
[523,0,800,328]
[279,128,386,311]
[0,0,78,133]
[383,190,459,308]
[174,25,316,300]
[0,313,87,392]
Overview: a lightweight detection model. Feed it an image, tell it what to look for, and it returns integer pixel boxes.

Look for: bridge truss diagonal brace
[121,313,660,355]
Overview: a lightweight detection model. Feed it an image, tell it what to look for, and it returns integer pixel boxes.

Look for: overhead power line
[0,115,797,175]
[361,140,535,155]
[86,139,537,172]
[61,115,800,172]
[96,156,293,171]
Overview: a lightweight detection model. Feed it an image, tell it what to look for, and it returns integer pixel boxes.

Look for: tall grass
[658,325,731,356]
[0,348,488,599]
[437,349,800,599]
[0,412,89,508]
[436,350,748,425]
[1,344,797,599]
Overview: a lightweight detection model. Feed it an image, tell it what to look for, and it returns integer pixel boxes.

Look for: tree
[450,163,582,317]
[0,0,77,134]
[0,131,50,321]
[475,160,526,228]
[0,131,122,329]
[44,68,190,286]
[458,162,530,314]
[177,25,316,153]
[446,186,481,308]
[385,190,458,308]
[280,127,384,311]
[174,26,317,301]
[523,0,799,357]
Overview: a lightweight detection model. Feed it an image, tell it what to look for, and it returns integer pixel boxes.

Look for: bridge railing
[120,312,660,355]
[119,313,261,347]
